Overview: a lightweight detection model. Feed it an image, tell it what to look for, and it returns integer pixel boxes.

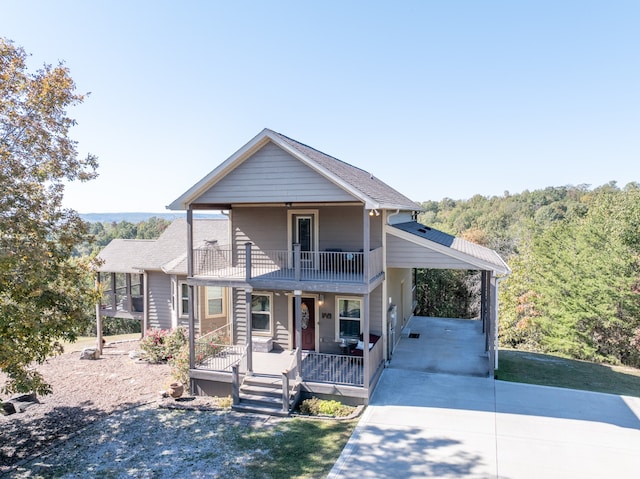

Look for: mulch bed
[0,341,171,473]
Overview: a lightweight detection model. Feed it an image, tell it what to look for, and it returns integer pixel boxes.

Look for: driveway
[328,369,640,478]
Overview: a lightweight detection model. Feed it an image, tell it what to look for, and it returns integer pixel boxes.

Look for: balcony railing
[193,244,384,284]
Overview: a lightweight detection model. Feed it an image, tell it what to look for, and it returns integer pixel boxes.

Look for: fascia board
[385,225,510,275]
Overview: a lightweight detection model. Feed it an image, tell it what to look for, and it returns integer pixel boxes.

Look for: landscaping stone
[80,347,100,360]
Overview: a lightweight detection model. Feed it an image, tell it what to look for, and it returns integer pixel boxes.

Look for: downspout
[386,209,401,225]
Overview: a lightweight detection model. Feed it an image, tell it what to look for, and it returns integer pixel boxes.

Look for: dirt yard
[0,340,171,473]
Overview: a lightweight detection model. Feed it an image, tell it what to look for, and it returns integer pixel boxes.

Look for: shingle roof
[271,130,421,210]
[96,218,229,274]
[168,128,423,212]
[391,221,510,273]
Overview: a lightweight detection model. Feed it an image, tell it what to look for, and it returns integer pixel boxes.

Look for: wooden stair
[232,373,297,416]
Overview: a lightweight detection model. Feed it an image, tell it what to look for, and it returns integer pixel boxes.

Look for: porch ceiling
[385,222,510,275]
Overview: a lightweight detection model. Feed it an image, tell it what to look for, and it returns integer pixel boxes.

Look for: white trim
[250,291,274,337]
[287,209,320,268]
[335,296,363,341]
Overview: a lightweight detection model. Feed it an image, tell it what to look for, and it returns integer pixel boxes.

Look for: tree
[0,38,99,396]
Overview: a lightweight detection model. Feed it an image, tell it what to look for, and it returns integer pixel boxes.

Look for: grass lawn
[498,349,640,398]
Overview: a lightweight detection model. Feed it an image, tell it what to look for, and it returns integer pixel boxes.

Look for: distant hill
[80,212,225,223]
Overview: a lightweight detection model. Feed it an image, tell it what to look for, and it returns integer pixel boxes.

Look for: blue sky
[2,0,639,212]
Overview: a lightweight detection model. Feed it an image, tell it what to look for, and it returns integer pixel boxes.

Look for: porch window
[337,297,362,339]
[179,282,189,317]
[205,286,225,317]
[251,293,272,335]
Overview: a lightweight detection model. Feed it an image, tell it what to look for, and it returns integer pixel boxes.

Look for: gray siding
[273,293,289,348]
[386,234,474,270]
[196,142,357,204]
[233,207,287,251]
[147,271,172,329]
[387,268,413,329]
[232,288,247,345]
[232,205,381,252]
[369,285,383,335]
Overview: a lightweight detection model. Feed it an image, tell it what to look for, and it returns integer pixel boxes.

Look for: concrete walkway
[328,317,640,478]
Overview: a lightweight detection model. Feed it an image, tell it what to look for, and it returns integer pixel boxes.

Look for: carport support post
[245,287,253,375]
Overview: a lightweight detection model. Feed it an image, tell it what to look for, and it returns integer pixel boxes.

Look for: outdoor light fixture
[319,294,325,305]
[369,209,380,216]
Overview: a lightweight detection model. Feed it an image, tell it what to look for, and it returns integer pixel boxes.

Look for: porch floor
[389,316,489,377]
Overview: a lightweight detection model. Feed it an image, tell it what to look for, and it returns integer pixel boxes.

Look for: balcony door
[288,210,319,270]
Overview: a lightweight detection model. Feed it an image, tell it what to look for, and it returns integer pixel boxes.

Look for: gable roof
[96,218,228,275]
[388,221,511,275]
[168,128,422,212]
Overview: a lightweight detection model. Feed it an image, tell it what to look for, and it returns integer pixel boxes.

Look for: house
[95,218,231,345]
[168,128,510,413]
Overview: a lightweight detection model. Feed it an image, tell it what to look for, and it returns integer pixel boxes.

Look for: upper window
[205,286,225,317]
[336,297,362,339]
[251,293,272,335]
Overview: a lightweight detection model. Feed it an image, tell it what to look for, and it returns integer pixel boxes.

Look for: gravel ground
[0,340,172,474]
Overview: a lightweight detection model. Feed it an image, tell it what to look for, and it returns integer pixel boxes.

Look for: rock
[1,401,16,415]
[129,350,141,359]
[80,348,100,360]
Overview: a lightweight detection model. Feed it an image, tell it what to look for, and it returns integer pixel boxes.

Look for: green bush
[79,317,141,336]
[299,397,354,417]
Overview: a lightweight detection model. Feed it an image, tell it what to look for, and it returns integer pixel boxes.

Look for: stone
[80,347,100,360]
[1,401,16,415]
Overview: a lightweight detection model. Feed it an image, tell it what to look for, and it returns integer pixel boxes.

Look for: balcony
[193,244,384,288]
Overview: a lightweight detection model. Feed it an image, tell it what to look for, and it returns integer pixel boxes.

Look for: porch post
[245,287,254,375]
[294,290,302,380]
[363,208,370,283]
[125,273,132,312]
[95,273,103,355]
[142,271,149,335]
[480,271,487,334]
[188,284,196,375]
[363,292,370,391]
[294,243,301,282]
[187,207,194,278]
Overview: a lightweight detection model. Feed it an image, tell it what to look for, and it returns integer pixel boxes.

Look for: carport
[385,221,511,376]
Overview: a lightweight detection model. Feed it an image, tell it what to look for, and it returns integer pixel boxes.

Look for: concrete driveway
[328,367,640,478]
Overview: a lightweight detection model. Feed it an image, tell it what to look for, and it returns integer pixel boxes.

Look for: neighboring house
[95,218,230,338]
[168,128,510,413]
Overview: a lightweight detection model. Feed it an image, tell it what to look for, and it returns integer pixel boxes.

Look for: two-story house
[168,129,510,414]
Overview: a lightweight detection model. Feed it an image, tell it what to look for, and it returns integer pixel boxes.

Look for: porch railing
[193,245,383,284]
[282,348,301,413]
[301,352,364,386]
[194,327,244,372]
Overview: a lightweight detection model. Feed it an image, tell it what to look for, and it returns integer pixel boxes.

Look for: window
[251,293,272,335]
[337,297,362,339]
[179,282,189,317]
[205,286,224,317]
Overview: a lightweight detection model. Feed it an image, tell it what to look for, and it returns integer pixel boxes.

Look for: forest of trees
[416,181,640,368]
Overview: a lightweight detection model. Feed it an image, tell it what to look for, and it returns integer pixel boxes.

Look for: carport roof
[388,221,511,275]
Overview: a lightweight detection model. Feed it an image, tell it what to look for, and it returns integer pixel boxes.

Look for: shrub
[168,343,190,385]
[299,397,354,417]
[139,327,188,363]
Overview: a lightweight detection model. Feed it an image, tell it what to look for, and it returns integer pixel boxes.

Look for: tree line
[416,182,640,368]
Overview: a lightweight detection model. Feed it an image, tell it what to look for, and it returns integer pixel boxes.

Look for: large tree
[0,38,99,396]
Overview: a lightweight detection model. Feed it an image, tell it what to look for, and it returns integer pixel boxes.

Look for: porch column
[125,273,132,312]
[188,284,196,389]
[95,273,103,355]
[187,207,194,277]
[142,271,149,335]
[363,292,370,391]
[245,287,254,375]
[363,208,370,283]
[294,290,302,380]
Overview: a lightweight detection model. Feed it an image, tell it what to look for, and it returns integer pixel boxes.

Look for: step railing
[281,348,300,413]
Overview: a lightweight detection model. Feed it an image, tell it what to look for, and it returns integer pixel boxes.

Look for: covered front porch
[189,325,385,412]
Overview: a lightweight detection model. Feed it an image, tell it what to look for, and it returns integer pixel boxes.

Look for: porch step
[233,374,297,417]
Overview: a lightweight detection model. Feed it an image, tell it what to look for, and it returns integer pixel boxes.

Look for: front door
[293,297,315,350]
